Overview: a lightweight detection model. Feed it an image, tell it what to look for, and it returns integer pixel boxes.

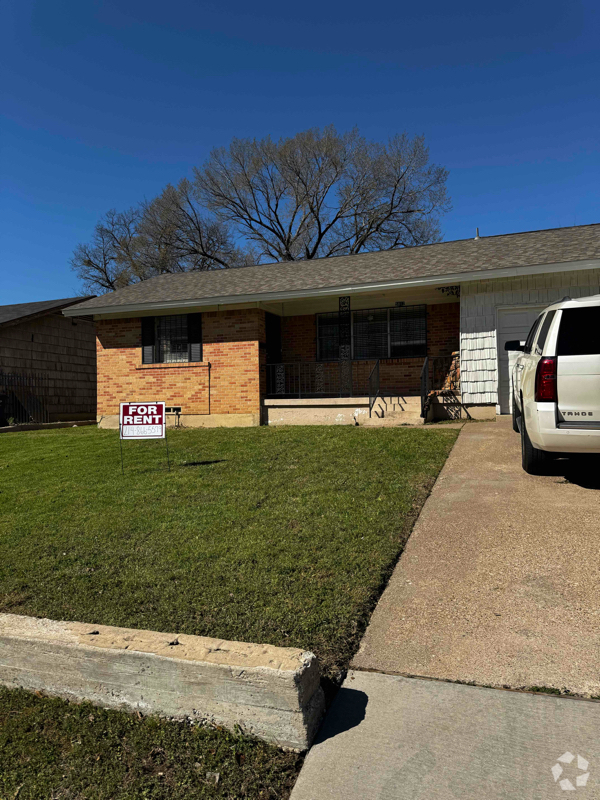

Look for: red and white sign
[119,402,166,439]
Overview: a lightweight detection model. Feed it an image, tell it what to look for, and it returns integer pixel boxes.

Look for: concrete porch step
[366,396,423,425]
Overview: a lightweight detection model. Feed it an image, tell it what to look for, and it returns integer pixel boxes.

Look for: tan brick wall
[0,313,96,420]
[96,309,265,418]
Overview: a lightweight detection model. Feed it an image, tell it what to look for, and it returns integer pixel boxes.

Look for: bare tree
[72,126,450,292]
[71,186,248,294]
[140,180,254,273]
[194,126,450,262]
[70,208,146,294]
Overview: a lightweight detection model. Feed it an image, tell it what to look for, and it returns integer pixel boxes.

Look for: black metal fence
[266,356,460,407]
[0,372,51,426]
[265,360,391,399]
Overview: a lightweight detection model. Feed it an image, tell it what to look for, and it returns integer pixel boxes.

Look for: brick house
[63,224,600,427]
[0,296,96,424]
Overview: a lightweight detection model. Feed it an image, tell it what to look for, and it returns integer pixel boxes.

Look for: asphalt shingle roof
[66,224,600,313]
[0,296,95,327]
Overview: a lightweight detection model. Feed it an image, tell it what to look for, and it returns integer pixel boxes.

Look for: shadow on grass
[179,460,226,467]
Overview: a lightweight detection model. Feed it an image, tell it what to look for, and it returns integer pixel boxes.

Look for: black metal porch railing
[420,357,429,418]
[368,360,380,418]
[267,361,350,398]
[266,361,386,399]
[266,356,461,407]
[0,371,51,426]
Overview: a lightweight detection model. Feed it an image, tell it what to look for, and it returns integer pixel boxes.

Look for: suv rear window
[524,316,542,354]
[534,310,556,355]
[557,307,600,356]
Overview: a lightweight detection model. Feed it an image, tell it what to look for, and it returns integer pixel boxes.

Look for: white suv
[506,294,600,474]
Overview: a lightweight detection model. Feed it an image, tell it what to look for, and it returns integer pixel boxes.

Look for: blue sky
[1,0,598,303]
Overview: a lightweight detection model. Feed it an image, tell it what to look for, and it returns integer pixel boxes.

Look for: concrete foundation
[0,613,324,751]
[428,396,496,422]
[97,413,261,429]
[263,398,370,426]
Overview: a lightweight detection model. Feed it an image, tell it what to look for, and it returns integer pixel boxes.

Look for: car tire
[521,413,550,475]
[512,395,520,433]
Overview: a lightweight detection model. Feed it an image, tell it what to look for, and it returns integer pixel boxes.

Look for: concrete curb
[0,613,325,751]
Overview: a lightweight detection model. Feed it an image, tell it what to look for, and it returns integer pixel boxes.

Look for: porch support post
[339,295,352,397]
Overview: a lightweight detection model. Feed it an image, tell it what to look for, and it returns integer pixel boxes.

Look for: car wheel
[521,413,550,475]
[512,395,520,433]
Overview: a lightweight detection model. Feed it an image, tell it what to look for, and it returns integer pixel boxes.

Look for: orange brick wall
[96,309,265,417]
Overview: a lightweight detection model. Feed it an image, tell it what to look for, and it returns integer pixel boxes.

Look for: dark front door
[265,313,282,364]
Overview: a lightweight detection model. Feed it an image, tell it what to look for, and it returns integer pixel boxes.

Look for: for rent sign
[119,402,166,439]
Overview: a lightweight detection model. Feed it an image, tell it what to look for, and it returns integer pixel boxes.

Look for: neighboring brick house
[63,223,600,426]
[0,297,96,424]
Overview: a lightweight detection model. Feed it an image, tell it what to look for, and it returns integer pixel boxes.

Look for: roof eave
[61,257,600,318]
[1,297,96,328]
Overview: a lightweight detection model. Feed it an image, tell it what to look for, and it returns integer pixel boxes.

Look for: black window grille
[390,305,427,357]
[353,309,389,359]
[316,304,427,361]
[317,312,340,361]
[157,315,188,363]
[141,313,203,364]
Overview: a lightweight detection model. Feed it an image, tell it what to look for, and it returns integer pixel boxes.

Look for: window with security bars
[317,312,340,361]
[156,315,188,362]
[316,304,427,361]
[389,305,427,357]
[141,313,203,364]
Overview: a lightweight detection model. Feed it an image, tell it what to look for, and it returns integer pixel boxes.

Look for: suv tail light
[535,357,558,402]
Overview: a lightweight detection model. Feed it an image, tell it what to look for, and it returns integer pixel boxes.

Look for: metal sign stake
[119,423,125,475]
[165,427,171,471]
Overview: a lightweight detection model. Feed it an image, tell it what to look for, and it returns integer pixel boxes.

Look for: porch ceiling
[267,285,459,317]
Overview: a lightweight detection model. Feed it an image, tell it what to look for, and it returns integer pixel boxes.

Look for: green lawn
[0,688,302,800]
[0,424,457,799]
[0,424,457,675]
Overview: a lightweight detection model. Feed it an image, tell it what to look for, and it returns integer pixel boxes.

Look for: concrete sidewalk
[292,419,600,800]
[291,671,600,800]
[353,418,600,696]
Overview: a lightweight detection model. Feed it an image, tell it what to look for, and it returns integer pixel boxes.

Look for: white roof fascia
[62,257,600,318]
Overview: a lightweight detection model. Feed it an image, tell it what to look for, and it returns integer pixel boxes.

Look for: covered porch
[259,284,464,424]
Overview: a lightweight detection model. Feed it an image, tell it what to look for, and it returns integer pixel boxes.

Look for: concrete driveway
[352,417,600,696]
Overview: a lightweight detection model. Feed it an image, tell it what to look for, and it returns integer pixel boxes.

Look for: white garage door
[497,306,545,414]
